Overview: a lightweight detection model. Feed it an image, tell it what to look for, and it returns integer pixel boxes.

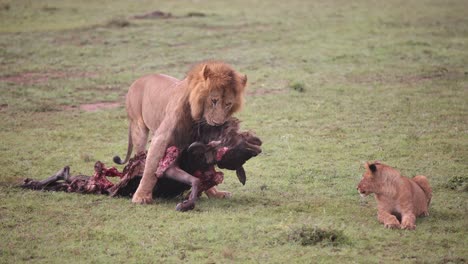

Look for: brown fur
[115,61,247,204]
[357,161,432,230]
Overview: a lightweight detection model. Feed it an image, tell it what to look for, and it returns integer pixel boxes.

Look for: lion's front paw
[132,192,153,204]
[176,200,195,212]
[401,222,416,230]
[205,188,232,199]
[219,191,232,198]
[401,215,416,230]
[384,222,401,229]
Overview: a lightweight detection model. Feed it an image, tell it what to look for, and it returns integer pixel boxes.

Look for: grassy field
[1,0,467,263]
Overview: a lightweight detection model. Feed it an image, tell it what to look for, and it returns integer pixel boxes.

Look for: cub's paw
[401,223,416,230]
[384,222,401,229]
[132,193,153,204]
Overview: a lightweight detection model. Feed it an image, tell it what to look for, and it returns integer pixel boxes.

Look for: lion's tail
[413,175,432,207]
[113,125,133,165]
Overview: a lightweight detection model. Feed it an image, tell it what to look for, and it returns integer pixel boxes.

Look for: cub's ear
[369,163,377,173]
[201,64,211,80]
[241,74,247,87]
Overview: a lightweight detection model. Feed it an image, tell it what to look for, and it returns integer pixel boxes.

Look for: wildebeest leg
[38,166,71,186]
[164,166,200,211]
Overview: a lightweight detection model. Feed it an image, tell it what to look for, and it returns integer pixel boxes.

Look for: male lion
[357,161,432,230]
[114,61,247,205]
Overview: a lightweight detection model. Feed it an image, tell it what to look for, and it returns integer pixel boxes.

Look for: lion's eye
[211,99,218,106]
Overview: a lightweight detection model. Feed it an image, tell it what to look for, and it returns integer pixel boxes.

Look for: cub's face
[357,163,378,197]
[203,88,235,126]
[357,170,373,197]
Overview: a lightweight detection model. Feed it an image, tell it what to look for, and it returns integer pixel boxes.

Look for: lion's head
[357,161,399,197]
[187,61,247,126]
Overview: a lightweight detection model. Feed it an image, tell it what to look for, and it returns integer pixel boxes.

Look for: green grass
[1,0,467,263]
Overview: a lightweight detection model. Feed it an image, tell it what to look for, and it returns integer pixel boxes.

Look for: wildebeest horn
[188,142,207,154]
[207,140,222,148]
[236,166,246,185]
[246,142,262,155]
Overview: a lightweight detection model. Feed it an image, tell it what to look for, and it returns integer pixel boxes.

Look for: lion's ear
[369,163,377,173]
[201,64,211,80]
[241,74,247,87]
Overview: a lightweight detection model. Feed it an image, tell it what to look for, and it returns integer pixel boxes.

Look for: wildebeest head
[187,130,262,185]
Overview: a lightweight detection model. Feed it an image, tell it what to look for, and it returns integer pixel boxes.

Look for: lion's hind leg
[131,120,150,155]
[413,175,432,207]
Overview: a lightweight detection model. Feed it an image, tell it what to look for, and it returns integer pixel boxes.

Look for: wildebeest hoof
[23,178,33,184]
[176,200,195,212]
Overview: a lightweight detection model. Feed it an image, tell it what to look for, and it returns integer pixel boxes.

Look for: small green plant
[288,226,349,246]
[186,12,206,17]
[290,81,305,92]
[446,176,468,192]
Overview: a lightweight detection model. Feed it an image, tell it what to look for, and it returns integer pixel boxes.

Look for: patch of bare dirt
[63,102,121,112]
[106,18,131,28]
[53,33,104,46]
[0,70,98,85]
[74,85,124,93]
[133,10,173,19]
[132,10,207,20]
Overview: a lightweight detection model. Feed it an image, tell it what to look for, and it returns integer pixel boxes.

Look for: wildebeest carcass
[110,117,262,211]
[21,117,262,211]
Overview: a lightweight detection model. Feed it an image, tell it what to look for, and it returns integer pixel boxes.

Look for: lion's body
[126,74,192,153]
[117,61,247,204]
[357,162,432,230]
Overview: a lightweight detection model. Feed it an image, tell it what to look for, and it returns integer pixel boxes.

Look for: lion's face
[188,62,247,126]
[357,162,379,197]
[202,88,236,126]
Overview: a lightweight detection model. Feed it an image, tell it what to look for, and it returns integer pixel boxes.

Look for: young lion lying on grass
[357,161,432,230]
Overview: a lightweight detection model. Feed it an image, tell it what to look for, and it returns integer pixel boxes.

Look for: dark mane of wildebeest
[112,117,262,198]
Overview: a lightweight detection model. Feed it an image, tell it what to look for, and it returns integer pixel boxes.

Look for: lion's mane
[187,61,247,120]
